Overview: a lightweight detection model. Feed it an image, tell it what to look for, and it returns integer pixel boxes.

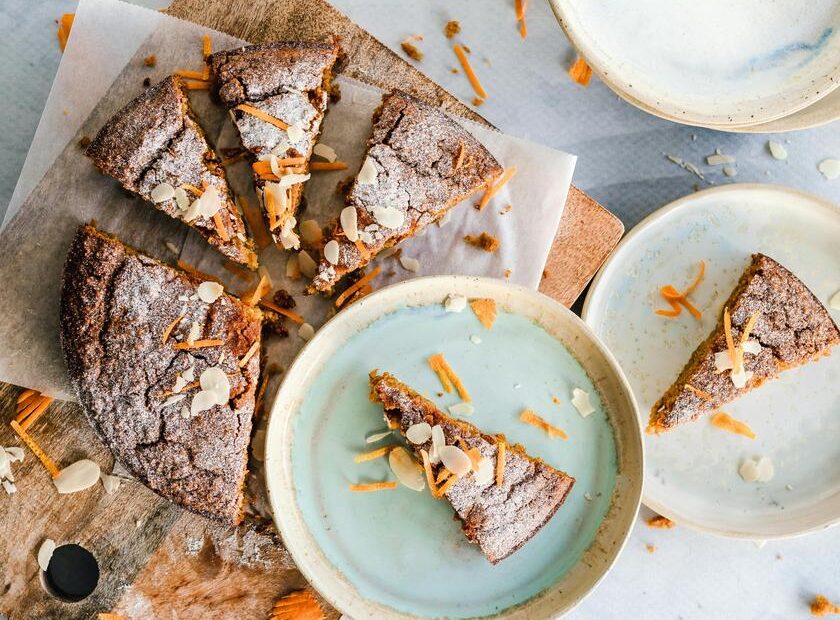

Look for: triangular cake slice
[60,224,262,524]
[86,76,258,269]
[369,371,574,563]
[208,38,341,249]
[309,90,504,294]
[649,253,840,433]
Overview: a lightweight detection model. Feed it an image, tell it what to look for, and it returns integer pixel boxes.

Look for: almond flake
[473,457,494,486]
[174,187,190,211]
[430,424,445,464]
[448,402,474,416]
[299,322,315,341]
[357,157,378,185]
[187,321,201,345]
[389,447,425,491]
[738,459,759,482]
[756,456,775,482]
[190,389,218,417]
[742,339,761,355]
[100,472,122,494]
[723,166,737,177]
[768,141,787,160]
[277,173,311,188]
[197,281,224,304]
[298,250,317,279]
[444,294,467,313]
[269,154,282,178]
[299,219,323,245]
[372,206,405,230]
[286,253,301,280]
[324,240,340,265]
[818,158,840,180]
[53,459,101,494]
[271,138,291,157]
[470,335,482,344]
[366,429,393,444]
[571,388,595,417]
[151,182,175,203]
[200,367,230,405]
[286,122,305,143]
[730,367,753,389]
[163,394,186,407]
[406,422,432,444]
[706,153,735,166]
[439,445,472,478]
[400,256,420,272]
[830,290,840,310]
[38,539,57,572]
[313,143,337,163]
[5,447,24,462]
[340,206,359,242]
[2,480,15,495]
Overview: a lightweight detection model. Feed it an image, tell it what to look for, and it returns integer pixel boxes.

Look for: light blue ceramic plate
[584,184,840,539]
[265,276,643,619]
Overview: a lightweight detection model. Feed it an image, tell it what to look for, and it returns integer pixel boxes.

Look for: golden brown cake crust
[86,76,257,268]
[309,90,503,294]
[649,253,840,432]
[369,371,574,563]
[60,225,261,524]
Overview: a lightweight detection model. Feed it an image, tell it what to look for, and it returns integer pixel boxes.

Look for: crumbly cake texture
[649,253,840,432]
[309,90,503,294]
[369,371,574,563]
[208,38,341,243]
[86,76,258,269]
[60,225,262,525]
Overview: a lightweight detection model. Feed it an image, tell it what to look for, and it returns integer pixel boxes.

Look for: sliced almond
[199,366,230,405]
[571,388,595,417]
[286,122,305,143]
[366,429,392,444]
[100,472,122,494]
[357,157,378,185]
[298,250,317,279]
[196,281,224,304]
[444,294,467,313]
[324,240,340,265]
[430,424,445,464]
[372,206,405,229]
[448,402,474,416]
[53,459,101,494]
[400,256,420,272]
[389,447,425,491]
[406,422,432,444]
[340,206,359,242]
[473,456,494,486]
[151,182,175,203]
[313,143,337,162]
[299,323,315,341]
[38,538,56,572]
[439,445,472,478]
[299,219,323,245]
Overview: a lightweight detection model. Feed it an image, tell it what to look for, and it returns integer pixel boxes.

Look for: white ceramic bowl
[265,276,644,619]
[549,0,840,129]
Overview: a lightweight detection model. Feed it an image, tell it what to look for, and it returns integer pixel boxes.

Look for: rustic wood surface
[0,1,622,618]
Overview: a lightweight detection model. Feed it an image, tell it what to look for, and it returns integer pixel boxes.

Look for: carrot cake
[60,224,262,524]
[649,253,840,433]
[309,90,503,294]
[86,76,258,269]
[369,371,574,563]
[208,38,341,249]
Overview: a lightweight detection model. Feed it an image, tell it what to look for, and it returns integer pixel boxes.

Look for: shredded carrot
[495,441,506,487]
[16,395,43,422]
[453,142,465,170]
[470,298,497,330]
[254,370,272,415]
[811,595,840,617]
[453,44,488,99]
[180,183,204,196]
[57,13,74,52]
[723,307,736,367]
[344,284,374,307]
[238,195,271,249]
[269,590,323,619]
[646,515,675,529]
[183,80,211,90]
[239,340,260,368]
[10,420,60,478]
[354,446,395,463]
[202,34,212,59]
[161,315,185,345]
[656,262,705,320]
[520,409,568,439]
[97,614,127,620]
[252,158,306,175]
[172,339,225,350]
[466,447,483,471]
[710,411,755,439]
[175,69,207,80]
[478,167,517,211]
[212,212,230,241]
[568,55,593,87]
[259,299,305,324]
[264,185,278,231]
[235,104,289,130]
[353,239,371,262]
[515,0,528,39]
[244,274,271,307]
[176,260,222,284]
[310,161,349,171]
[427,353,471,401]
[17,388,37,404]
[20,397,54,431]
[437,474,458,496]
[335,266,382,308]
[684,384,713,401]
[349,481,398,492]
[435,468,452,485]
[420,449,439,497]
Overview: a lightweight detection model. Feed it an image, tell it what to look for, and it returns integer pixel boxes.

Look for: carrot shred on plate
[183,80,211,90]
[202,34,212,59]
[453,44,488,99]
[57,13,75,52]
[310,161,349,171]
[235,104,289,130]
[349,481,398,492]
[19,396,54,431]
[175,69,207,80]
[710,411,755,439]
[335,266,382,308]
[10,420,60,478]
[470,298,497,329]
[238,195,271,250]
[427,353,471,402]
[520,409,568,439]
[655,261,705,320]
[259,299,305,325]
[244,274,271,307]
[568,55,593,87]
[515,0,528,39]
[354,446,394,463]
[477,167,517,211]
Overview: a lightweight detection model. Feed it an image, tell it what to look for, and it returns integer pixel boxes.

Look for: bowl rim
[547,0,840,129]
[264,274,645,619]
[581,182,840,539]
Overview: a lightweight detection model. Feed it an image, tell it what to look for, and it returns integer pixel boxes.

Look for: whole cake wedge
[208,38,341,249]
[369,371,575,563]
[60,224,262,524]
[309,90,504,294]
[649,253,840,433]
[86,76,257,268]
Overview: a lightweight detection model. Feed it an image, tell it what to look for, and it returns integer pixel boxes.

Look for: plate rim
[581,182,840,539]
[264,274,645,619]
[547,0,840,129]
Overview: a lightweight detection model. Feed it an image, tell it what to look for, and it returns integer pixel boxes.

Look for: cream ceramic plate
[583,184,840,538]
[549,0,840,128]
[265,276,643,619]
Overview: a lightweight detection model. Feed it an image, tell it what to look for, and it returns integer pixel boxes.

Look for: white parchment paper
[0,0,575,401]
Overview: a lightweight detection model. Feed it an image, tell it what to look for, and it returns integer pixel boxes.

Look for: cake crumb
[472,97,485,107]
[78,136,91,149]
[542,269,550,280]
[500,204,512,215]
[645,544,656,553]
[272,289,296,309]
[810,595,840,617]
[450,67,459,74]
[503,269,511,279]
[464,232,500,253]
[142,77,151,88]
[646,515,675,529]
[401,37,424,61]
[444,20,461,39]
[143,54,157,67]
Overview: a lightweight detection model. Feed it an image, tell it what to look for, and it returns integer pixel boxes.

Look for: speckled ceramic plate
[583,184,840,539]
[265,276,643,619]
[549,0,840,128]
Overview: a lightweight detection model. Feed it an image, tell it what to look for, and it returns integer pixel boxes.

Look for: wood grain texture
[0,2,622,618]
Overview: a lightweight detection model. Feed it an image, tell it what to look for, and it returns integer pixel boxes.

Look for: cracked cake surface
[60,225,262,524]
[208,38,341,248]
[649,253,840,432]
[369,371,574,564]
[310,90,503,294]
[86,76,258,269]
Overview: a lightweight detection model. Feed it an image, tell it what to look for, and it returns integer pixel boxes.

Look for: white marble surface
[2,0,839,618]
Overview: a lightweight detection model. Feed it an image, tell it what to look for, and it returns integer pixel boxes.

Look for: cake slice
[369,371,574,563]
[208,38,341,249]
[60,224,262,524]
[649,253,840,433]
[86,76,258,269]
[309,90,504,294]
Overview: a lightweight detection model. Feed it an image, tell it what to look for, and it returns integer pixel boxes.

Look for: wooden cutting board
[0,1,622,619]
